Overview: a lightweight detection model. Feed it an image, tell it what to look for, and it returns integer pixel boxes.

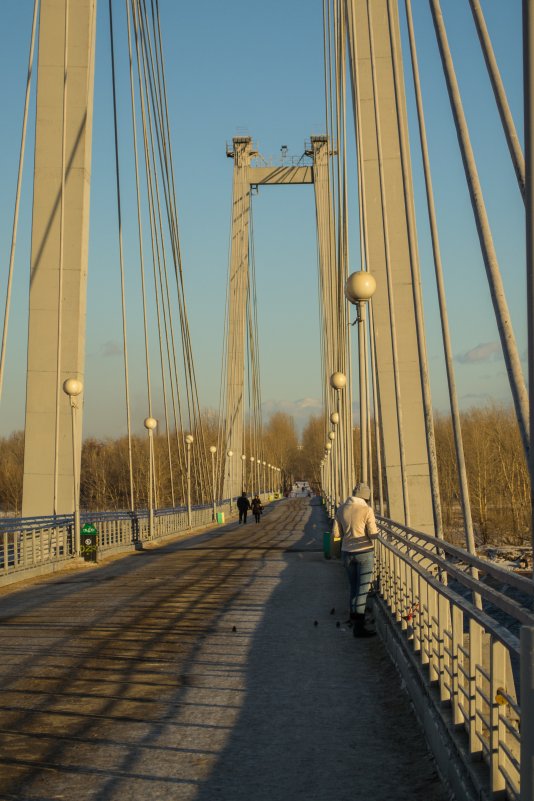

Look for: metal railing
[0,494,273,580]
[375,516,534,801]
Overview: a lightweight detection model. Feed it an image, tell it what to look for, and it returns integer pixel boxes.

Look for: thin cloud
[456,341,501,364]
[100,340,123,358]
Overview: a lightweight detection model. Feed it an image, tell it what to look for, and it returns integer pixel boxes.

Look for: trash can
[324,530,341,559]
[216,512,225,525]
[80,523,98,562]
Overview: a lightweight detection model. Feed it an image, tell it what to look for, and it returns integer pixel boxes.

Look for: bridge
[0,1,533,800]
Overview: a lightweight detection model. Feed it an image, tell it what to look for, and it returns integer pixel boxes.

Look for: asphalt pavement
[0,497,449,801]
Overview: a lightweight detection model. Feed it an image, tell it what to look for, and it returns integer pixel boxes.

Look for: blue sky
[0,0,527,438]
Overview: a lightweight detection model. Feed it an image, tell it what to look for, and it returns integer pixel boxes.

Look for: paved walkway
[0,498,449,801]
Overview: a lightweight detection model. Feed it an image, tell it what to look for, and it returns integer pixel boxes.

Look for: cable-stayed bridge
[0,2,533,800]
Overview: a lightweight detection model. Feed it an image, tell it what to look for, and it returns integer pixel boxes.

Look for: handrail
[0,493,274,579]
[378,515,534,597]
[374,515,533,801]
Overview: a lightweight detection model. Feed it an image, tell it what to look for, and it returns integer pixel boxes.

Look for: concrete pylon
[345,0,435,532]
[22,0,97,517]
[311,136,354,504]
[222,138,253,502]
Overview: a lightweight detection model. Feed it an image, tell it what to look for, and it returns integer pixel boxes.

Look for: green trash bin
[80,523,98,562]
[216,512,225,525]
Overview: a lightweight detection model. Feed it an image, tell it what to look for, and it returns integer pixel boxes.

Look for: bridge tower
[346,0,435,533]
[222,138,316,501]
[22,0,97,516]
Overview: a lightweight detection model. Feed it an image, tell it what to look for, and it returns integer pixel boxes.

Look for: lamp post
[209,445,217,520]
[262,461,266,496]
[227,450,233,510]
[329,370,347,505]
[250,456,255,496]
[241,453,246,491]
[62,378,83,556]
[185,433,193,528]
[345,271,377,485]
[325,441,333,513]
[144,416,158,538]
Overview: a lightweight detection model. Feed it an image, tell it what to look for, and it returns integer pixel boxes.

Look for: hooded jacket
[332,495,379,553]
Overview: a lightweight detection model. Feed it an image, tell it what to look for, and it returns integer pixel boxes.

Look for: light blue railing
[0,494,272,580]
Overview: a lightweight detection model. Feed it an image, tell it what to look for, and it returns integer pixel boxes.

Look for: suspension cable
[0,0,39,402]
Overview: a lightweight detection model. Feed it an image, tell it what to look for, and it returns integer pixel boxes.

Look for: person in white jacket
[332,482,378,638]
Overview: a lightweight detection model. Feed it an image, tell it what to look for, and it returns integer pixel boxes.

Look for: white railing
[375,516,534,801]
[1,514,74,577]
[0,494,274,582]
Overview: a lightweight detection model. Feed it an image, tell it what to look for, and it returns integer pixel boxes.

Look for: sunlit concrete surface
[0,498,448,801]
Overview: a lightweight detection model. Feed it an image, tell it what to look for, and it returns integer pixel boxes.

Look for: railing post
[451,606,463,725]
[521,626,534,801]
[490,637,507,795]
[469,619,484,758]
[438,594,450,703]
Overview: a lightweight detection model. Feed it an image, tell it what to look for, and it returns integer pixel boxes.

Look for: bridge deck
[0,498,448,801]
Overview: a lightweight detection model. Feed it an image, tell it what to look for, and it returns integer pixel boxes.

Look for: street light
[250,456,255,496]
[330,371,347,390]
[328,431,336,441]
[185,433,194,528]
[262,461,266,495]
[63,378,83,556]
[144,416,158,538]
[227,450,233,510]
[345,270,377,484]
[241,453,246,492]
[209,445,217,520]
[330,411,339,425]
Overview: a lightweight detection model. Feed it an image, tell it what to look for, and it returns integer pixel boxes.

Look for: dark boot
[353,613,376,638]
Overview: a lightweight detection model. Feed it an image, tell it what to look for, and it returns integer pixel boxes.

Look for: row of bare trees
[0,412,302,515]
[299,403,530,545]
[0,404,529,544]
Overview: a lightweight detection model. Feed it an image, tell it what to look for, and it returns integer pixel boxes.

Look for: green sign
[81,523,98,561]
[81,523,98,536]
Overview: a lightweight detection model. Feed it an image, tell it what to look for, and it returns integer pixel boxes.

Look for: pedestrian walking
[236,492,251,524]
[331,483,378,638]
[251,495,263,524]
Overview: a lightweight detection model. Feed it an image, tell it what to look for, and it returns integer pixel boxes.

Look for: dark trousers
[239,510,248,523]
[254,512,261,523]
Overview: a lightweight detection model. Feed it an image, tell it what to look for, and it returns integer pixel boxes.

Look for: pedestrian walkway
[0,498,449,801]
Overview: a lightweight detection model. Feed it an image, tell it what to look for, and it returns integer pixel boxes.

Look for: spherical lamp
[63,378,83,397]
[330,371,347,390]
[345,271,377,304]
